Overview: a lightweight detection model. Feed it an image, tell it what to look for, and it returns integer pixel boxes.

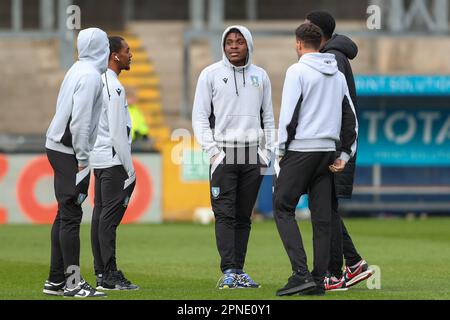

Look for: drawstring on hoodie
[232,67,246,96]
[233,67,239,96]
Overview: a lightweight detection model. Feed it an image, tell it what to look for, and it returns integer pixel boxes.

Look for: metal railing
[341,165,450,212]
[0,0,74,69]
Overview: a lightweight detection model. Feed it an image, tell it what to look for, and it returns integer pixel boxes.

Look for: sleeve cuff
[77,159,89,167]
[126,165,135,178]
[128,169,136,178]
[207,146,221,159]
[338,152,350,162]
[276,144,285,157]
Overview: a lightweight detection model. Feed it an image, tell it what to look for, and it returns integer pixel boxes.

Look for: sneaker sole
[63,295,107,298]
[346,269,375,288]
[96,286,119,291]
[219,285,237,290]
[299,290,325,296]
[43,289,64,296]
[276,281,316,296]
[327,287,349,292]
[97,286,139,291]
[63,292,108,298]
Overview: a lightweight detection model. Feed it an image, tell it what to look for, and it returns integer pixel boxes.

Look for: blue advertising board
[357,107,450,166]
[256,76,450,214]
[355,76,450,166]
[355,75,450,96]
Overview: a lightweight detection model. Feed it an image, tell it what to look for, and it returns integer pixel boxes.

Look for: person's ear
[296,40,302,53]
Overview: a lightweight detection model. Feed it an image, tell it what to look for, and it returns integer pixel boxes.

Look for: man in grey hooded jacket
[43,27,109,298]
[192,25,275,289]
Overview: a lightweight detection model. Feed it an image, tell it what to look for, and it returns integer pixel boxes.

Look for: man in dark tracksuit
[43,28,109,298]
[90,37,138,291]
[192,25,275,289]
[274,23,358,296]
[306,11,374,290]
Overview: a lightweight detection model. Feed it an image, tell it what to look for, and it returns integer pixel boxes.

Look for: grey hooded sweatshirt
[192,25,275,160]
[45,28,109,167]
[278,52,358,161]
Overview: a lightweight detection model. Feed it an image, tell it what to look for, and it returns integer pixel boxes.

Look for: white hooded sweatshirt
[192,25,275,160]
[90,68,134,178]
[278,52,358,161]
[45,28,109,167]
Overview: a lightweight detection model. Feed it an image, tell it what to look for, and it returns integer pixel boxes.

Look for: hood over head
[299,52,338,75]
[77,28,109,73]
[321,34,358,60]
[221,25,254,70]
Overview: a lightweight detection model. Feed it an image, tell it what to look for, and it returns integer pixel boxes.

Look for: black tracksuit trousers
[273,151,334,285]
[328,184,362,277]
[46,149,90,283]
[210,146,266,272]
[91,166,135,275]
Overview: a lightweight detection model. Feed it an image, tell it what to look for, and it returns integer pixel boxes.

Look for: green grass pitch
[0,217,449,300]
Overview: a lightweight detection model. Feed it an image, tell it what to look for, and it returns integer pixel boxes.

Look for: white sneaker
[63,279,107,298]
[43,280,65,296]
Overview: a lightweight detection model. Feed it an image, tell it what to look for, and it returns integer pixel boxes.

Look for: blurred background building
[0,0,449,224]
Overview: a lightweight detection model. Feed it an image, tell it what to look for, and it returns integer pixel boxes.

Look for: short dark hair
[295,23,323,50]
[108,36,124,58]
[306,11,336,40]
[223,28,244,46]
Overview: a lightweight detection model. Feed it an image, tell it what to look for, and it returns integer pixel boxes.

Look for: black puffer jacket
[321,34,358,198]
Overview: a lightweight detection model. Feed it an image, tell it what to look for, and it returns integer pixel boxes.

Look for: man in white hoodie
[90,36,138,291]
[274,23,358,296]
[43,28,109,298]
[192,26,275,289]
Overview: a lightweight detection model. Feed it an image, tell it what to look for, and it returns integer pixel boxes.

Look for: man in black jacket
[306,11,374,291]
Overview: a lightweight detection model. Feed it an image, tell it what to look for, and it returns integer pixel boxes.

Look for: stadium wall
[0,0,126,30]
[161,140,211,221]
[0,153,161,224]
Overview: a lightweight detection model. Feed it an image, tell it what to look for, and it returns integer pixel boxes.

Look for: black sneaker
[63,279,107,298]
[299,286,325,296]
[43,280,65,296]
[276,272,316,296]
[102,270,139,290]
